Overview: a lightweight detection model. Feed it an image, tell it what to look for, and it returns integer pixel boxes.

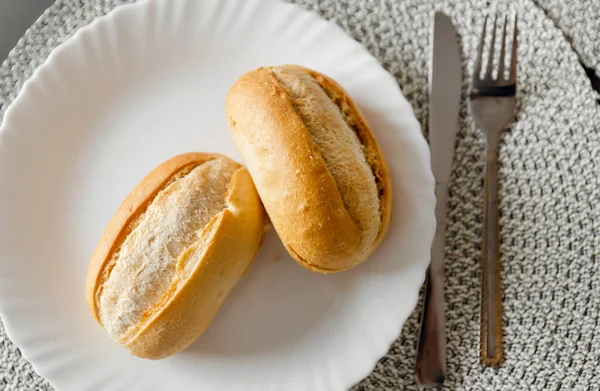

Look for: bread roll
[85,153,265,359]
[226,65,391,273]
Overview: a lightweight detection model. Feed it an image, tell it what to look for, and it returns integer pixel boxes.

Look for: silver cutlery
[415,12,462,386]
[469,14,518,367]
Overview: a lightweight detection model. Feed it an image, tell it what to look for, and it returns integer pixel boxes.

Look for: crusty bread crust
[307,67,393,267]
[226,65,391,273]
[85,153,265,359]
[85,153,214,322]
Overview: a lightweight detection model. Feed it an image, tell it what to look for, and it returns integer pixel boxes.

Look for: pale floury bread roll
[85,153,265,359]
[226,65,392,273]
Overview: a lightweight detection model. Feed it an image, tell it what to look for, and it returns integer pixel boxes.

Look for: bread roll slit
[314,79,387,200]
[269,66,381,254]
[96,158,239,342]
[122,212,224,343]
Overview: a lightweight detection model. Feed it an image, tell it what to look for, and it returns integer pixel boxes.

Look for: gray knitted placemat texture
[1,0,599,390]
[533,0,600,77]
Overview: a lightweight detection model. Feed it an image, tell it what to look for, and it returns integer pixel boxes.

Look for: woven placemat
[1,0,599,390]
[534,0,600,78]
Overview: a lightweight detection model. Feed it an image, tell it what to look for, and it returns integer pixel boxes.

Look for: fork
[469,14,518,367]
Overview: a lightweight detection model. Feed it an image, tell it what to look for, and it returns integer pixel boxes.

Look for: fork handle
[480,142,503,367]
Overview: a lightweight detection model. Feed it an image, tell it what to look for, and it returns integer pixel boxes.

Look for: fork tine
[497,16,508,80]
[509,14,518,83]
[485,16,497,80]
[473,15,488,82]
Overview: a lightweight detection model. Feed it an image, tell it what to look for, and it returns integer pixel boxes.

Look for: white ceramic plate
[0,0,435,390]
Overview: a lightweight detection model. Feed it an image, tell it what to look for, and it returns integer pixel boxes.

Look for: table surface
[0,0,56,62]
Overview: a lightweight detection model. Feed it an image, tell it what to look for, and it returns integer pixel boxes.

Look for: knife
[415,12,462,387]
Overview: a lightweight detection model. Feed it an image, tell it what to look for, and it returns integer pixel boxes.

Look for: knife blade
[415,11,462,387]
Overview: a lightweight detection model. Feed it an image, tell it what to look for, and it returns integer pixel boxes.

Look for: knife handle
[480,144,503,366]
[415,233,447,386]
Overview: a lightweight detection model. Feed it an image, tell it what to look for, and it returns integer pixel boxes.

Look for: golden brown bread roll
[226,65,392,273]
[85,153,265,359]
